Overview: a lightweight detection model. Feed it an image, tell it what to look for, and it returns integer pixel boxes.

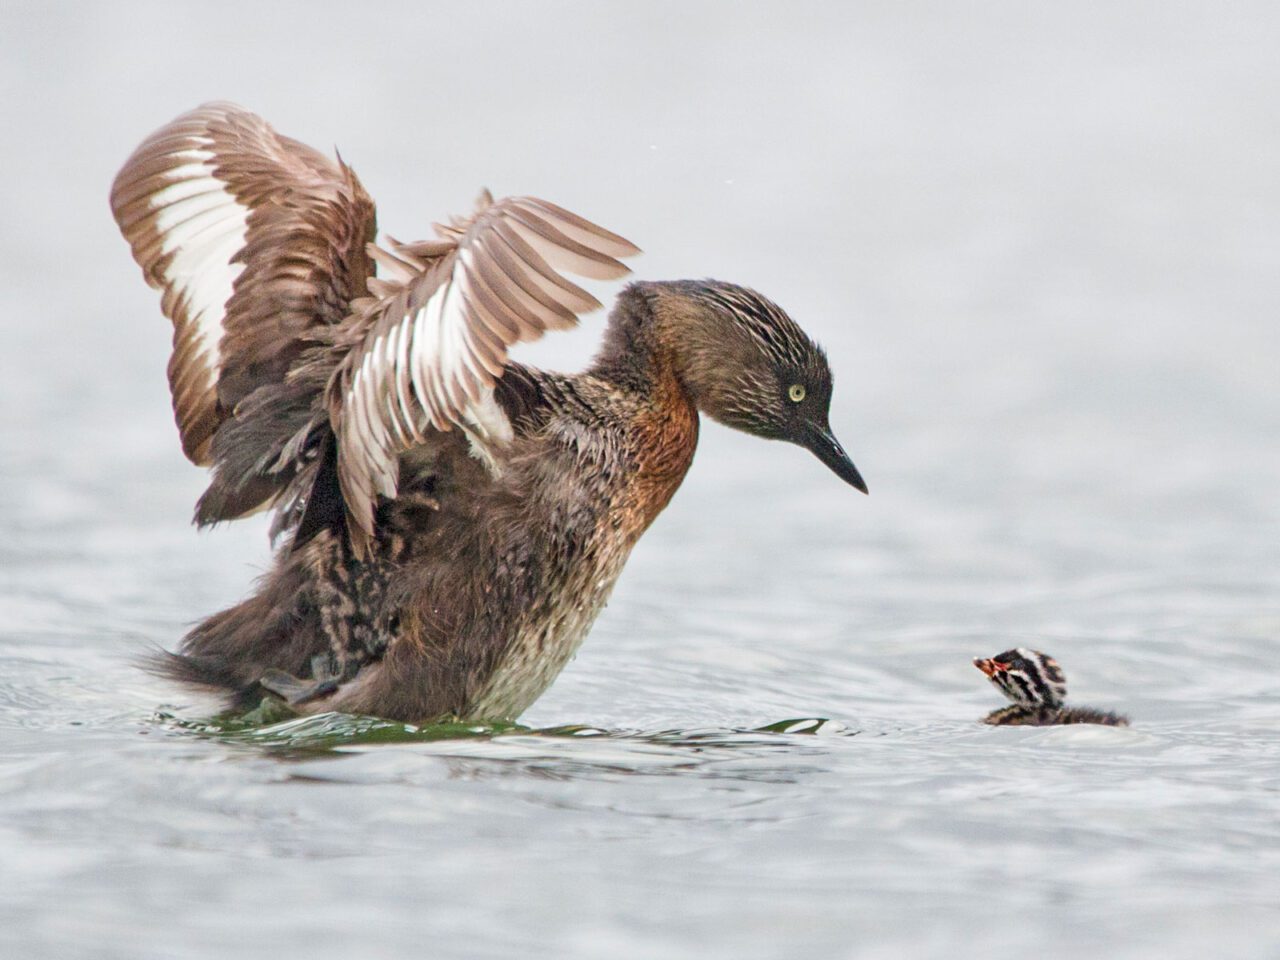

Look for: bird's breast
[463,384,699,720]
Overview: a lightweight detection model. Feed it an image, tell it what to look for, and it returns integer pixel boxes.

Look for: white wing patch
[332,194,641,554]
[113,101,380,489]
[148,145,250,378]
[341,255,510,516]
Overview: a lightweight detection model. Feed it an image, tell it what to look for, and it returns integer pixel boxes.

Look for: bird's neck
[592,283,681,389]
[592,281,727,407]
[589,284,700,527]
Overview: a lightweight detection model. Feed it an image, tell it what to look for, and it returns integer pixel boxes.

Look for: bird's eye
[788,384,806,403]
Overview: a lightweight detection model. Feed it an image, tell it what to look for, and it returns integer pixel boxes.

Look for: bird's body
[979,704,1130,727]
[111,104,866,724]
[974,648,1129,727]
[177,310,700,722]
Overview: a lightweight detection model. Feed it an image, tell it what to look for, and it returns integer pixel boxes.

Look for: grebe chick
[973,648,1129,727]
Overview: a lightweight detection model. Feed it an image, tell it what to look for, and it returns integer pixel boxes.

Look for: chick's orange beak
[973,658,1004,677]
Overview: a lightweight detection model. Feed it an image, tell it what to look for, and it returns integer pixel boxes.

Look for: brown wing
[110,102,376,467]
[330,192,641,554]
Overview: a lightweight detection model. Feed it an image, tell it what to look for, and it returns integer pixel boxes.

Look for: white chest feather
[464,556,628,721]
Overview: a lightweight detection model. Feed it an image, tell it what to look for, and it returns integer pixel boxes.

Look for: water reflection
[156,710,859,786]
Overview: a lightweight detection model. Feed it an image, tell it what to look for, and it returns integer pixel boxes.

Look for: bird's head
[974,648,1067,709]
[643,279,867,493]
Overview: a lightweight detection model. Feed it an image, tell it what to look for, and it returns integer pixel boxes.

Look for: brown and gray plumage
[110,102,867,724]
[974,649,1129,727]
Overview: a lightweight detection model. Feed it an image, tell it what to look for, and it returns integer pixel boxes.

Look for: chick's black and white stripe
[974,648,1128,727]
[987,648,1066,709]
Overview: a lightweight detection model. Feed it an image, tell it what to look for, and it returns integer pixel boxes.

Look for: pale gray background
[2,3,1278,959]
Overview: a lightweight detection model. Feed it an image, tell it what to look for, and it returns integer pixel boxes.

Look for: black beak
[800,422,868,494]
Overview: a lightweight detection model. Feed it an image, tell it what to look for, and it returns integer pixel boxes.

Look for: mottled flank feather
[1056,705,1130,726]
[982,704,1130,727]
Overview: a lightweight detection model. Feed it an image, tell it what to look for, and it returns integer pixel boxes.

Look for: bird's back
[982,705,1130,727]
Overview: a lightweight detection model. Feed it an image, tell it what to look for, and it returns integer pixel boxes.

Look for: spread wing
[331,192,641,554]
[110,102,376,467]
[110,102,640,553]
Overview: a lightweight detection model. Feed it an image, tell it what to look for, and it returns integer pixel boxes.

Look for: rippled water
[3,3,1279,958]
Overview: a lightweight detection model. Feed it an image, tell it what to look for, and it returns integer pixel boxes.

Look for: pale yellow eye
[788,384,806,403]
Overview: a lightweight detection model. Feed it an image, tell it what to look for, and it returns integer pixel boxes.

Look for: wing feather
[331,195,639,554]
[110,102,376,469]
